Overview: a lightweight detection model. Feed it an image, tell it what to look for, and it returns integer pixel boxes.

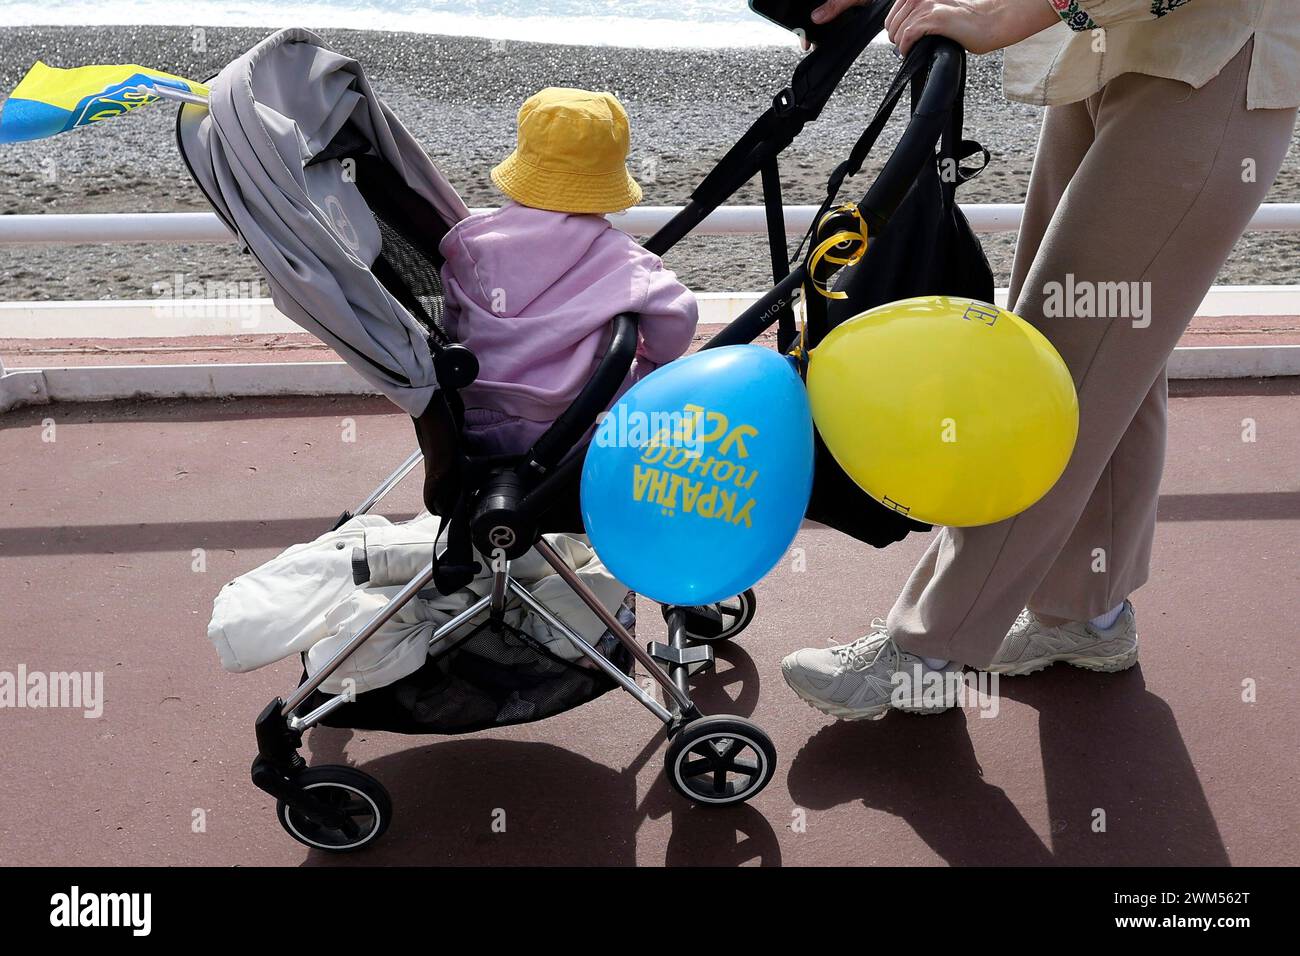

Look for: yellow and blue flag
[0,62,207,144]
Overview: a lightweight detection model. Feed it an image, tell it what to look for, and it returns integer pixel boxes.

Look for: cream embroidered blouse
[1003,0,1300,110]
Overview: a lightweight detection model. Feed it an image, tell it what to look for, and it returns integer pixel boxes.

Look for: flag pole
[144,84,209,107]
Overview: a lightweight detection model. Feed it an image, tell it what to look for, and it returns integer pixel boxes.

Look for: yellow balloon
[806,296,1079,527]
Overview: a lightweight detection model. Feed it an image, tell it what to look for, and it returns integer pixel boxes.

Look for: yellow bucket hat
[491,87,643,215]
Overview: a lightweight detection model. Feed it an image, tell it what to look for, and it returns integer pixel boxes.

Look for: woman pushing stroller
[781,0,1299,718]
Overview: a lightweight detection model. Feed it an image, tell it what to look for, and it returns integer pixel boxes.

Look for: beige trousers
[888,40,1297,666]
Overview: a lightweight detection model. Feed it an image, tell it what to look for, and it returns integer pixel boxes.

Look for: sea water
[0,0,815,48]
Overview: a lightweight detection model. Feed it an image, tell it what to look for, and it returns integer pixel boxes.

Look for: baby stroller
[173,0,988,851]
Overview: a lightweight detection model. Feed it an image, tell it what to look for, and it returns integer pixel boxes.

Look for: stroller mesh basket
[301,599,636,736]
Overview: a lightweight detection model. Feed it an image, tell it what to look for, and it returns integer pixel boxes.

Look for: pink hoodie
[438,202,698,452]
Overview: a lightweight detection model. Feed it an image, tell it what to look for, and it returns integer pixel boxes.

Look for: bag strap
[821,39,989,225]
[792,53,930,347]
[822,51,931,212]
[796,45,968,348]
[937,54,989,207]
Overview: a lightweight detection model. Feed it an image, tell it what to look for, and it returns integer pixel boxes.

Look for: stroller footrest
[648,640,714,676]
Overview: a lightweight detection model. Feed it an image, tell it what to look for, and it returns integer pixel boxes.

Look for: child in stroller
[439,87,698,457]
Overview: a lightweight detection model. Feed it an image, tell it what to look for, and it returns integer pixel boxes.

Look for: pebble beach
[0,23,1297,302]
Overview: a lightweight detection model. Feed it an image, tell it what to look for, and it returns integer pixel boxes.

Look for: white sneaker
[987,602,1139,676]
[780,620,963,720]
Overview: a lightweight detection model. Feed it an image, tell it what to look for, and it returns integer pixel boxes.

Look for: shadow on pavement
[683,643,763,717]
[5,487,1288,557]
[1003,666,1229,866]
[0,396,398,428]
[786,665,1228,865]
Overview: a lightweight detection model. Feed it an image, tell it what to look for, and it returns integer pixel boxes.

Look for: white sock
[921,655,950,670]
[1089,603,1126,631]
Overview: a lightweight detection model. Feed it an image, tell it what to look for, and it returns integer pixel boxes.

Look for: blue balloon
[581,345,814,606]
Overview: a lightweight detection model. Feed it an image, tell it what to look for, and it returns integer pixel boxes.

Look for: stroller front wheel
[276,765,392,852]
[672,589,758,644]
[665,715,776,806]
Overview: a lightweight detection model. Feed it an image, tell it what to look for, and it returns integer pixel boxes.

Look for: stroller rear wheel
[665,715,776,806]
[674,589,758,644]
[276,766,392,852]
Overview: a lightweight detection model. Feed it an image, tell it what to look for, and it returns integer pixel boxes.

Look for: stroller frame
[175,0,972,851]
[281,458,685,730]
[252,437,760,850]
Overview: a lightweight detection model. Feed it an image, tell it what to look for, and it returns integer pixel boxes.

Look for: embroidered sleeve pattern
[1049,0,1194,31]
[1048,1,1099,32]
[1149,0,1193,18]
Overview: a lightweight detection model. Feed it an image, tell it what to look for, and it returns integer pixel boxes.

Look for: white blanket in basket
[207,513,628,694]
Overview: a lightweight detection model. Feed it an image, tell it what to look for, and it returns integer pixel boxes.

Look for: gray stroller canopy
[177,28,471,416]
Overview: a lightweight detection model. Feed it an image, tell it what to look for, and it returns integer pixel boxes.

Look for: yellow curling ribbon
[806,203,869,301]
[791,202,870,370]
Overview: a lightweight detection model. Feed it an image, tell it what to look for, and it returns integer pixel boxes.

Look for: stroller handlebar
[857,35,965,233]
[646,6,966,256]
[699,36,967,352]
